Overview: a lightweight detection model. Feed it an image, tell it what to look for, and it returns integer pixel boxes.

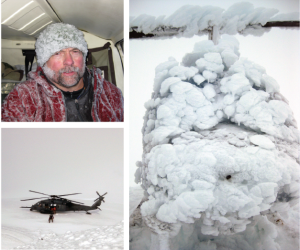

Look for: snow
[130,33,299,249]
[2,129,124,249]
[2,199,123,249]
[35,23,88,66]
[141,35,298,147]
[249,134,275,149]
[193,74,205,85]
[130,2,288,37]
[15,224,123,249]
[270,12,300,22]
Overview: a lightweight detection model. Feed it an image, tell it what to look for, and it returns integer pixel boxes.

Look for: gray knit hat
[35,23,88,66]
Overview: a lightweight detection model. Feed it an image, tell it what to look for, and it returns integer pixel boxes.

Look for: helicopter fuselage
[21,191,106,214]
[29,198,96,213]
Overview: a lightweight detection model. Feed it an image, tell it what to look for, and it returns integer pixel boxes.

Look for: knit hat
[35,23,88,66]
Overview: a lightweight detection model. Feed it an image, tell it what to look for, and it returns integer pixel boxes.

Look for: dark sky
[2,128,123,204]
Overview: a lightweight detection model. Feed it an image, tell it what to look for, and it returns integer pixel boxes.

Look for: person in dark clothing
[49,214,54,223]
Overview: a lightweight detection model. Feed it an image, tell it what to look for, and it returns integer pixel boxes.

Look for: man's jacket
[2,66,124,122]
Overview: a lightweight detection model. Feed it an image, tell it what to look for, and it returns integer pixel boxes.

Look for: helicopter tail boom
[91,200,101,209]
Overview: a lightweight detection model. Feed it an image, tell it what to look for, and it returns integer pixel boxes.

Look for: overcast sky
[130,0,299,17]
[2,128,123,205]
[129,0,300,186]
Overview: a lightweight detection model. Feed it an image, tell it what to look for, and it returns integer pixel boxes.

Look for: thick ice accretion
[130,2,280,37]
[140,125,299,234]
[136,35,300,240]
[143,36,298,151]
[270,12,300,22]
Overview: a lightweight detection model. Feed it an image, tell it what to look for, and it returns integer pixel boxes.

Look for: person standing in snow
[1,23,123,122]
[49,214,54,223]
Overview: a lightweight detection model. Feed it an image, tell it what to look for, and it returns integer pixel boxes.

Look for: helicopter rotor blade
[70,201,85,205]
[22,191,84,204]
[66,199,85,205]
[57,193,82,197]
[21,197,48,201]
[73,201,85,205]
[94,191,107,202]
[96,191,107,197]
[29,190,50,196]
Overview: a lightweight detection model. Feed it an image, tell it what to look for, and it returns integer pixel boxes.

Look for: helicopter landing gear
[86,211,91,215]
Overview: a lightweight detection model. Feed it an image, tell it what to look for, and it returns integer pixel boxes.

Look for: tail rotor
[94,191,107,210]
[95,191,107,203]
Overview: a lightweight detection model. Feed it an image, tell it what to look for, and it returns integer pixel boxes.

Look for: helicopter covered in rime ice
[21,190,107,214]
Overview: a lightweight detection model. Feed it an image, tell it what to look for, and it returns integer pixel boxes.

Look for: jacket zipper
[75,99,84,121]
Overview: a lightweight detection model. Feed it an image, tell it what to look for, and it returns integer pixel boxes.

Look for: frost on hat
[35,23,88,66]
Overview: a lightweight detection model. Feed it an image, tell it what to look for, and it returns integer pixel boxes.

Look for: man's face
[44,47,85,89]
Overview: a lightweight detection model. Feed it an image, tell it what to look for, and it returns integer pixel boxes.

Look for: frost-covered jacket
[2,66,124,122]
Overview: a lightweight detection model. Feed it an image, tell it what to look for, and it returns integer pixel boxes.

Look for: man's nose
[63,52,74,66]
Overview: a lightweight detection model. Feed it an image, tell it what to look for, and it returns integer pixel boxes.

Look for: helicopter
[21,190,107,214]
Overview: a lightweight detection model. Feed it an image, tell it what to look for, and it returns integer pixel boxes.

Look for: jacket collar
[28,67,63,97]
[29,66,100,97]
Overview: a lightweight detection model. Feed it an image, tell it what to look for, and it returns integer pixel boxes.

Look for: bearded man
[2,23,123,122]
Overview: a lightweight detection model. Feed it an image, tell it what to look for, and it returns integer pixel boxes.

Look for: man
[49,214,54,223]
[2,23,123,122]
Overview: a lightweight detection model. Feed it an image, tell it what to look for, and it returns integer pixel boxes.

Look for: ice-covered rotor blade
[129,3,298,39]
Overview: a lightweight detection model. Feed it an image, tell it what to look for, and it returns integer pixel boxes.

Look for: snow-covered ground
[2,198,123,249]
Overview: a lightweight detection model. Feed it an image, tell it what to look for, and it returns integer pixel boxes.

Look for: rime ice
[132,34,299,249]
[130,3,283,37]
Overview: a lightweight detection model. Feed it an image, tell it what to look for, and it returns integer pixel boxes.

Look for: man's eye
[55,52,60,55]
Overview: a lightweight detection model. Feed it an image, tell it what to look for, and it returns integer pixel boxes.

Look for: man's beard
[43,63,85,89]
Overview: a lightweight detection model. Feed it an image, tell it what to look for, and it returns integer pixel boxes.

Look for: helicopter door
[50,204,56,213]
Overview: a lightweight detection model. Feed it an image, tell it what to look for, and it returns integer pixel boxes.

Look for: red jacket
[2,66,124,122]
